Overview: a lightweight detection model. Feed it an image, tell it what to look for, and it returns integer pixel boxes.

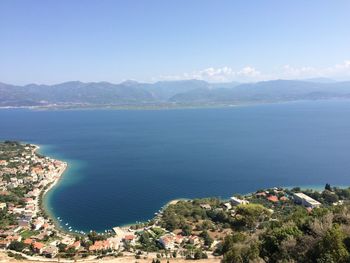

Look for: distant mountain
[0,79,350,108]
[169,80,350,103]
[301,77,337,83]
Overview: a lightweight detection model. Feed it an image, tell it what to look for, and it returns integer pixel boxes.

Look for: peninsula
[1,141,350,262]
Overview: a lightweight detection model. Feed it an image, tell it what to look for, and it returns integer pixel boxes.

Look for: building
[0,203,6,210]
[89,240,111,251]
[200,204,211,210]
[267,195,279,203]
[123,234,135,245]
[159,234,175,250]
[230,196,249,206]
[42,245,58,258]
[67,240,81,250]
[112,227,125,238]
[293,193,321,208]
[33,242,45,254]
[0,239,10,248]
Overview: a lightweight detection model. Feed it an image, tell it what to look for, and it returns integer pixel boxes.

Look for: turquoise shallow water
[1,100,350,232]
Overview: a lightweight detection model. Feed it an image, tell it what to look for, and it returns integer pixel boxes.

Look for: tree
[194,249,207,259]
[8,241,25,252]
[58,243,67,252]
[261,224,302,261]
[181,224,192,236]
[235,204,271,228]
[88,231,106,242]
[325,183,332,191]
[199,230,213,247]
[315,225,350,263]
[322,190,339,204]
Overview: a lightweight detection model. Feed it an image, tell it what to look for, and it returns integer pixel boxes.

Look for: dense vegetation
[159,186,350,263]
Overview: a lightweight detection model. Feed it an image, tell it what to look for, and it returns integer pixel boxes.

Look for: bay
[1,100,350,232]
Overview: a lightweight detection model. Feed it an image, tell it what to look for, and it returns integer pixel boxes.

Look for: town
[1,141,350,262]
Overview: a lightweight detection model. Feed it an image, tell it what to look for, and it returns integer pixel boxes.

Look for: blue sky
[1,0,350,84]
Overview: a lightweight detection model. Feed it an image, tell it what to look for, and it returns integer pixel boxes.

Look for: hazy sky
[1,0,350,84]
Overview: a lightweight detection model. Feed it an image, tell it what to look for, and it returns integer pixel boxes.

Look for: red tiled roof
[280,196,288,201]
[124,235,134,240]
[33,242,45,250]
[24,238,34,245]
[89,240,110,251]
[267,195,279,202]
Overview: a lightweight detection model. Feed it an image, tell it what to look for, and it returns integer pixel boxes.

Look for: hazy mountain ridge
[0,79,350,107]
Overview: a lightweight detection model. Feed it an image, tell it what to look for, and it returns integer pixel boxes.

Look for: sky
[1,0,350,85]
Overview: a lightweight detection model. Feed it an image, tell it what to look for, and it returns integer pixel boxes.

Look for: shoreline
[34,145,84,236]
[30,144,78,237]
[1,98,350,112]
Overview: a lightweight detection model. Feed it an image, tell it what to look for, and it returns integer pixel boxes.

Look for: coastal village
[1,141,350,262]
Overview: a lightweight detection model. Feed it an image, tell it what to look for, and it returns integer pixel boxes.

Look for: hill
[1,79,350,108]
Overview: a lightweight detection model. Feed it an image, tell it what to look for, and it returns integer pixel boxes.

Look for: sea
[1,100,350,232]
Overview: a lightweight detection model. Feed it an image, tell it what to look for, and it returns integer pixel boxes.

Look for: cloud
[281,60,350,80]
[154,60,350,82]
[281,65,319,78]
[325,60,350,79]
[157,66,266,82]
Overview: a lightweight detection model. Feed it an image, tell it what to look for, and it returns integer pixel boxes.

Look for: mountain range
[1,79,350,108]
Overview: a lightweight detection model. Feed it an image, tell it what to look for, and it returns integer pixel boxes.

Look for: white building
[293,193,321,208]
[230,196,249,206]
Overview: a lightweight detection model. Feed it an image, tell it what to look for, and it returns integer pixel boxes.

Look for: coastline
[2,98,349,112]
[32,144,74,236]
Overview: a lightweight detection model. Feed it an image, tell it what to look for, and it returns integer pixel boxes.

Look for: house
[123,234,135,245]
[42,245,58,258]
[267,195,279,203]
[293,193,321,208]
[200,204,211,210]
[159,234,175,250]
[0,203,6,210]
[223,202,232,210]
[107,237,120,250]
[0,239,10,248]
[174,234,184,244]
[24,238,34,245]
[230,196,249,206]
[60,236,75,245]
[18,219,30,228]
[0,160,8,166]
[67,241,81,250]
[280,196,288,202]
[33,241,45,254]
[32,217,45,230]
[13,207,25,214]
[89,240,111,251]
[256,192,267,197]
[112,227,125,238]
[188,235,200,245]
[6,235,22,242]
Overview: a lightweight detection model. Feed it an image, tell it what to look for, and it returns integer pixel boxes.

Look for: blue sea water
[1,100,350,232]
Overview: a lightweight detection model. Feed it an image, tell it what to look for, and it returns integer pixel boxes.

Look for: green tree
[8,241,25,252]
[199,230,213,247]
[322,190,339,204]
[181,224,192,236]
[235,204,271,228]
[315,225,349,263]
